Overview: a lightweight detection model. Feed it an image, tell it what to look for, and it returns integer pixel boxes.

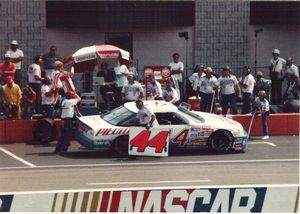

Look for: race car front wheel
[113,136,129,156]
[208,130,234,154]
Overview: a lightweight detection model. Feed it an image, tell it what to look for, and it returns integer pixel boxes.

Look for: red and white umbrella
[63,44,130,73]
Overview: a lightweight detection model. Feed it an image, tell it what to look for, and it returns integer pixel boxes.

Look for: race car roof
[124,100,179,113]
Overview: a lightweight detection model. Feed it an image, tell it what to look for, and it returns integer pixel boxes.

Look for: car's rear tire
[32,118,56,144]
[113,136,129,156]
[208,130,234,154]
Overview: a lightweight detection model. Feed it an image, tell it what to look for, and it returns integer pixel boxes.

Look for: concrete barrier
[0,119,61,143]
[233,113,299,136]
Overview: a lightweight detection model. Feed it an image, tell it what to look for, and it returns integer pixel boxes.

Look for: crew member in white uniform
[283,57,299,100]
[253,90,270,140]
[241,66,256,114]
[55,91,81,153]
[169,53,184,99]
[189,64,205,97]
[122,75,144,102]
[269,49,286,104]
[27,55,44,113]
[198,67,218,113]
[135,99,158,128]
[163,80,179,105]
[217,66,241,115]
[148,76,163,100]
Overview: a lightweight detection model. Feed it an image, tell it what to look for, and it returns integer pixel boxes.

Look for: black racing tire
[32,118,56,144]
[207,130,234,154]
[113,135,129,156]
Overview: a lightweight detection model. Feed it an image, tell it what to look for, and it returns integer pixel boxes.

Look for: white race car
[75,101,248,155]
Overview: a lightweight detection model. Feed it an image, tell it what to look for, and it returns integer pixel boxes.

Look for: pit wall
[0,114,299,143]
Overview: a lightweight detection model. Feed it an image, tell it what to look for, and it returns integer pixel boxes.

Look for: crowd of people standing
[0,39,298,121]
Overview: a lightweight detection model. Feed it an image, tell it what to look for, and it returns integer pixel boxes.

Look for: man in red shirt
[0,53,16,83]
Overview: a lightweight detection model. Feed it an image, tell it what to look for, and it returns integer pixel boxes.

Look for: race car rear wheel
[113,136,129,156]
[208,130,234,154]
[32,118,56,144]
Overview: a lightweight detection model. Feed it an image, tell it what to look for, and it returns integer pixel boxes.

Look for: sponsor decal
[49,188,266,212]
[74,53,97,63]
[98,53,119,59]
[154,71,162,79]
[96,128,129,136]
[0,195,14,212]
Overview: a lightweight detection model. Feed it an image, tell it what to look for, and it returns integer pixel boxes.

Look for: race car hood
[78,115,115,131]
[190,111,245,136]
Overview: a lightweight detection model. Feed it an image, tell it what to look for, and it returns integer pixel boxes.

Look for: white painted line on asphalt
[2,184,299,195]
[0,158,298,170]
[87,179,211,186]
[0,146,36,168]
[248,141,277,147]
[266,142,277,147]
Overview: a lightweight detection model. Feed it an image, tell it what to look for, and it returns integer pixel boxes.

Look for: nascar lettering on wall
[4,186,299,212]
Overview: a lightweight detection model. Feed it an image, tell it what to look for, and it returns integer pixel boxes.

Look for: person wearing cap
[217,66,241,116]
[122,74,144,102]
[2,77,22,119]
[0,53,16,83]
[6,40,24,85]
[254,71,271,100]
[27,55,44,113]
[282,57,299,101]
[253,90,270,140]
[42,46,62,78]
[269,49,286,104]
[241,66,256,114]
[188,64,206,97]
[197,67,218,113]
[55,91,81,153]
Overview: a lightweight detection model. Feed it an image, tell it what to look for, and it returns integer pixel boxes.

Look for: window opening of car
[178,109,205,123]
[102,106,135,126]
[156,112,188,125]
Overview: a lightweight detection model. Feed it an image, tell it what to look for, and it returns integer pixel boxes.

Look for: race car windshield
[102,106,135,126]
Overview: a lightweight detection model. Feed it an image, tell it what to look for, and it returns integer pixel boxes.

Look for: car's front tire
[113,136,129,156]
[208,130,234,154]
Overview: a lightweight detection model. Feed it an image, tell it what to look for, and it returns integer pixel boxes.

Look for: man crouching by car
[134,99,158,129]
[55,91,81,153]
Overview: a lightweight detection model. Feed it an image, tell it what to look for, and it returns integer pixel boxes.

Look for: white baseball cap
[11,40,18,45]
[272,49,280,55]
[4,53,11,58]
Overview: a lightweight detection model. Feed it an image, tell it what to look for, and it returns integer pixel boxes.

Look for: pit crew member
[134,99,158,129]
[122,74,144,102]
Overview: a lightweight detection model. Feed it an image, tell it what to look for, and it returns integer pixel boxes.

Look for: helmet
[272,49,280,55]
